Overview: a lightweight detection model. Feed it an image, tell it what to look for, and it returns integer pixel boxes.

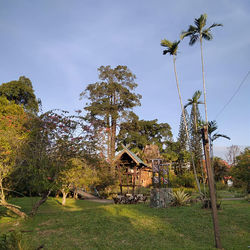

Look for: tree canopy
[81,65,141,162]
[0,76,39,113]
[118,114,173,153]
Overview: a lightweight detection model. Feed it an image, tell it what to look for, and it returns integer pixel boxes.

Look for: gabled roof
[114,144,149,168]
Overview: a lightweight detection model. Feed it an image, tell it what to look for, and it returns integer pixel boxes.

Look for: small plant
[170,190,191,206]
[0,231,24,250]
[244,194,250,202]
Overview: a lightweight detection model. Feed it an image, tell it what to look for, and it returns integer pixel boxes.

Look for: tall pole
[202,125,222,249]
[173,56,201,194]
[200,37,208,124]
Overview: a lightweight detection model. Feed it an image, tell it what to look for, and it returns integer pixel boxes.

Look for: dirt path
[77,189,113,204]
[221,197,244,201]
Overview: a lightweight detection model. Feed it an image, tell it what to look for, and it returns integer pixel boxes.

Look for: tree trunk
[73,189,78,200]
[62,190,68,206]
[0,176,5,201]
[200,36,208,124]
[173,56,201,194]
[30,190,51,216]
[110,113,117,174]
[106,115,111,163]
[0,200,27,218]
[0,176,27,218]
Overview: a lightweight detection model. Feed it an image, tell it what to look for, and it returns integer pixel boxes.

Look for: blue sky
[0,0,249,159]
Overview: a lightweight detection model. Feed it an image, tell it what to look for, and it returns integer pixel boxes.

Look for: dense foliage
[230,148,250,192]
[81,65,141,163]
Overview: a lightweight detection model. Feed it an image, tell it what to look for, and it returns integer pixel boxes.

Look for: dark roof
[114,144,149,167]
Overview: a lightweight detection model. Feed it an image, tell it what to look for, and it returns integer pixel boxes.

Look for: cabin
[114,145,152,194]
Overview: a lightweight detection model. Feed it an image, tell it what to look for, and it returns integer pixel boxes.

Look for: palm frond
[180,25,197,40]
[208,120,217,134]
[212,133,230,142]
[197,101,204,105]
[208,23,223,29]
[163,49,171,55]
[189,34,199,45]
[184,101,192,109]
[192,90,202,100]
[202,30,213,41]
[160,39,173,48]
[161,39,180,56]
[172,40,180,55]
[195,14,207,31]
[180,31,192,40]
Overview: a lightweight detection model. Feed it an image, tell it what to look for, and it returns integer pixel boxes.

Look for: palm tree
[161,39,201,194]
[181,14,222,124]
[184,90,204,132]
[185,90,205,192]
[208,120,230,161]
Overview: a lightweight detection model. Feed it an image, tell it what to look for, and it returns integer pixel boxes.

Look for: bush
[230,147,250,193]
[170,190,191,206]
[169,171,196,188]
[244,194,250,202]
[216,182,227,190]
[0,231,25,250]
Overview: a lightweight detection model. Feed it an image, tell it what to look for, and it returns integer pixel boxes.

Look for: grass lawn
[0,197,249,249]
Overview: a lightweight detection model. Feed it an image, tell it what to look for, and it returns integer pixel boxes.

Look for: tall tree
[184,90,204,132]
[181,14,222,124]
[160,39,201,194]
[0,76,40,113]
[15,110,91,215]
[81,65,141,164]
[176,109,190,173]
[177,109,189,152]
[0,96,29,218]
[185,91,203,176]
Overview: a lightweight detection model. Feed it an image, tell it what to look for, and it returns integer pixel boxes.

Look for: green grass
[0,197,249,249]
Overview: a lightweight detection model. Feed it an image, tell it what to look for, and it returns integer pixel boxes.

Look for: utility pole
[201,125,222,249]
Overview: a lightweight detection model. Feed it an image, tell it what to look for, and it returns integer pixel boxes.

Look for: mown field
[0,197,249,249]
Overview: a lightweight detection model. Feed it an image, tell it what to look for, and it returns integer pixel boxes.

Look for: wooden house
[113,145,152,194]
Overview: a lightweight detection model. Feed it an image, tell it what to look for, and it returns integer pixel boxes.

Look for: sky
[0,0,249,159]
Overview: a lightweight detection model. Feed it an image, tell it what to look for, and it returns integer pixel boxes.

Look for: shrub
[179,172,196,188]
[169,171,196,188]
[216,182,227,190]
[244,194,250,202]
[170,190,191,206]
[0,231,24,250]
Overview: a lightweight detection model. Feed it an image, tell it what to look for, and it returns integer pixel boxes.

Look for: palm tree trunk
[173,56,202,194]
[200,36,208,124]
[194,104,197,133]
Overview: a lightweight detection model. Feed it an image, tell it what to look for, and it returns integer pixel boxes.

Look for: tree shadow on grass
[122,201,250,250]
[26,199,211,249]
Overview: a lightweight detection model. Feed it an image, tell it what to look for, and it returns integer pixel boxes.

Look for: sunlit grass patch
[0,198,249,249]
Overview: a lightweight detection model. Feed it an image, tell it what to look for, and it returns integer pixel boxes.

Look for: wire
[214,70,250,120]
